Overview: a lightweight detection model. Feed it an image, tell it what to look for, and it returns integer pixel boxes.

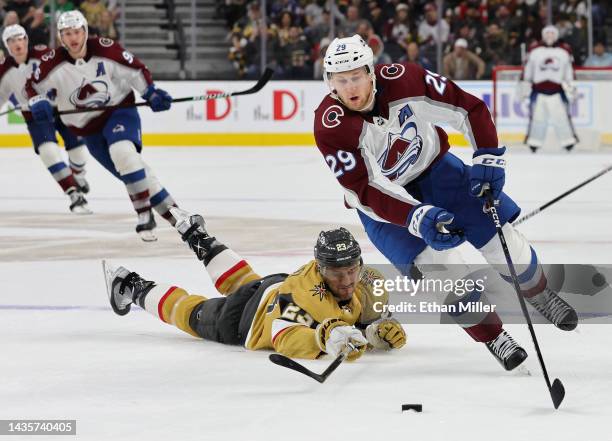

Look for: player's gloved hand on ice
[28,95,54,123]
[408,204,465,251]
[316,318,368,361]
[365,318,406,350]
[470,147,506,201]
[142,84,172,112]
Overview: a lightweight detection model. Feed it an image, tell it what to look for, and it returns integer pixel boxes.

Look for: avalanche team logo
[378,121,423,180]
[380,64,405,80]
[69,79,111,109]
[540,57,560,71]
[322,104,344,128]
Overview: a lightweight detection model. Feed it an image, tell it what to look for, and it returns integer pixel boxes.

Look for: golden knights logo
[310,282,328,301]
[378,104,422,180]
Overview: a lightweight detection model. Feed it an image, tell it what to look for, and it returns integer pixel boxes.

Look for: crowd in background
[1,0,119,60]
[222,0,612,80]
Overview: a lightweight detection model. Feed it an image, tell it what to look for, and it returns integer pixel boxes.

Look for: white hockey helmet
[2,24,28,57]
[541,25,559,46]
[323,35,376,108]
[57,10,89,46]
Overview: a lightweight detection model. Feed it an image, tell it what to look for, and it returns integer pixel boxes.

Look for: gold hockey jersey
[244,260,388,359]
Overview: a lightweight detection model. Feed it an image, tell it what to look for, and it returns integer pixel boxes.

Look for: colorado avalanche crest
[378,122,423,181]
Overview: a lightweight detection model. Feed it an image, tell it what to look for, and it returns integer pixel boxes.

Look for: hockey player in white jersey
[314,35,579,371]
[0,24,90,214]
[25,10,179,241]
[520,25,578,153]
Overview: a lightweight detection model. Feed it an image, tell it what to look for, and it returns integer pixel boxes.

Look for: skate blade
[101,260,113,299]
[71,206,93,215]
[139,230,158,242]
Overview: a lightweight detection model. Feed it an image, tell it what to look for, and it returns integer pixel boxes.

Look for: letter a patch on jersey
[96,62,106,77]
[398,104,413,126]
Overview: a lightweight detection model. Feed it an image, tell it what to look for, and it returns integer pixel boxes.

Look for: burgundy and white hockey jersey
[523,43,573,94]
[25,37,153,136]
[314,62,498,227]
[0,45,49,117]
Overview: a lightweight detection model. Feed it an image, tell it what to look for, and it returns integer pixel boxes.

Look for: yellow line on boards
[0,133,609,148]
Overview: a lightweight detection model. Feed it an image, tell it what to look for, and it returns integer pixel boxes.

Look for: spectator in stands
[443,38,484,80]
[80,0,108,35]
[23,6,48,45]
[364,0,385,37]
[481,23,508,76]
[2,9,19,27]
[560,0,587,19]
[97,8,117,39]
[399,41,433,71]
[356,19,390,64]
[383,2,415,61]
[418,3,449,45]
[278,25,311,79]
[229,32,249,78]
[4,0,36,22]
[454,22,483,57]
[339,4,361,37]
[584,41,612,67]
[274,11,293,47]
[304,7,329,44]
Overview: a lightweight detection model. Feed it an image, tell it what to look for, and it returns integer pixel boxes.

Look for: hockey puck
[401,404,422,412]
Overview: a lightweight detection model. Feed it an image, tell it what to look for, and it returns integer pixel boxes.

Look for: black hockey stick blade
[551,378,565,409]
[232,67,275,96]
[269,352,344,383]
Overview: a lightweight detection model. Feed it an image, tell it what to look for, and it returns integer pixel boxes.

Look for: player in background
[519,25,578,153]
[26,10,178,241]
[103,207,406,360]
[0,24,91,214]
[314,35,578,371]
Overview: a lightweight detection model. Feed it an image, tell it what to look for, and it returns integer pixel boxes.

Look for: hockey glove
[365,318,406,350]
[408,204,465,251]
[470,147,506,201]
[316,318,368,361]
[28,95,54,123]
[142,84,172,112]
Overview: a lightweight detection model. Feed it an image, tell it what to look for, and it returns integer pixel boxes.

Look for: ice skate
[73,170,90,194]
[136,210,157,242]
[102,260,155,316]
[68,189,92,214]
[170,207,221,262]
[485,329,528,371]
[526,288,578,331]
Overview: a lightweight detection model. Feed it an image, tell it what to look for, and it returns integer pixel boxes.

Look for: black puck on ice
[401,404,422,412]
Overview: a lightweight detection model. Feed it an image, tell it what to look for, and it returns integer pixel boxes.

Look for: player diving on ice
[313,35,578,371]
[103,208,406,361]
[25,10,179,241]
[0,24,91,214]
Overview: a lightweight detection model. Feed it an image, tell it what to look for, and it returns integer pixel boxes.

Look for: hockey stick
[485,190,565,409]
[513,164,612,226]
[0,105,22,117]
[56,67,275,116]
[269,342,357,383]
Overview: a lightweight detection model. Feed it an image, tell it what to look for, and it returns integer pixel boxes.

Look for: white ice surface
[1,146,611,441]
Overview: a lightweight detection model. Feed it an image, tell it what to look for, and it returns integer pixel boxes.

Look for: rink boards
[2,78,612,148]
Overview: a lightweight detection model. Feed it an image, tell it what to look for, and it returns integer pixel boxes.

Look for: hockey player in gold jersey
[103,208,406,360]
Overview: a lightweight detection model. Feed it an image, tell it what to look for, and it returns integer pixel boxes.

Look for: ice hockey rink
[1,145,611,441]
